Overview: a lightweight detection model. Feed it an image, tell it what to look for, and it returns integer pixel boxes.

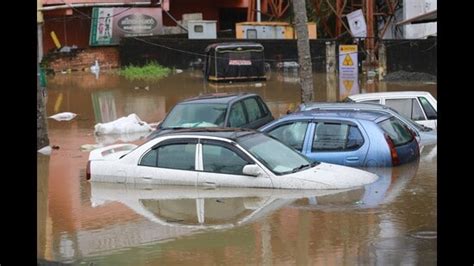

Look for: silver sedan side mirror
[242,164,262,177]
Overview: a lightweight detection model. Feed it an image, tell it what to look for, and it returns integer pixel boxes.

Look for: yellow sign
[343,80,354,90]
[340,45,357,52]
[343,54,354,66]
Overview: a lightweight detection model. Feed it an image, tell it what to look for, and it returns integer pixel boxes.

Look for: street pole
[292,0,314,103]
[38,0,44,62]
[256,0,261,22]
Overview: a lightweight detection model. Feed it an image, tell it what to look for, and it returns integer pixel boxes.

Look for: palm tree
[292,0,314,103]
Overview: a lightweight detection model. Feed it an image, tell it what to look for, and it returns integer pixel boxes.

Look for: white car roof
[349,91,434,100]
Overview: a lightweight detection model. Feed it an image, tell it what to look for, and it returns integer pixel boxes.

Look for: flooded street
[37,70,436,264]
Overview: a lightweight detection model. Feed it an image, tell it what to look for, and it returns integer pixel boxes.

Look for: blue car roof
[285,109,392,122]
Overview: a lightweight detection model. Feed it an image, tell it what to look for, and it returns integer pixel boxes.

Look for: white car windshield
[161,103,227,129]
[238,134,317,175]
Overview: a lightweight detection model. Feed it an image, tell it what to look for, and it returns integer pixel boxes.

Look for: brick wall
[44,47,120,72]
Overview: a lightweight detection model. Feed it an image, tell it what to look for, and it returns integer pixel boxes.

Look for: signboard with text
[347,9,367,37]
[338,45,359,100]
[90,7,163,46]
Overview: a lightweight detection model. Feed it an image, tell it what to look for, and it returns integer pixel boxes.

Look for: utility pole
[292,0,314,103]
[38,0,49,149]
[38,0,44,62]
[256,0,261,22]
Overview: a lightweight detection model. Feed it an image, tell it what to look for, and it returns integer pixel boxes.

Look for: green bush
[119,61,171,81]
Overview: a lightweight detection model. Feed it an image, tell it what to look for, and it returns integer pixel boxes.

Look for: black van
[203,42,266,82]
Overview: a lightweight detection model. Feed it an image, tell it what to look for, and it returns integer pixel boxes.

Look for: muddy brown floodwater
[37,70,437,265]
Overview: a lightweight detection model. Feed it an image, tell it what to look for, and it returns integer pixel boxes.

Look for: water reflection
[39,184,355,260]
[91,184,356,229]
[292,159,420,211]
[91,91,118,123]
[339,78,360,100]
[37,154,51,260]
[420,143,437,163]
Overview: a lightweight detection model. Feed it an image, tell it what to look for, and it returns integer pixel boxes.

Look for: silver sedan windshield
[238,134,313,175]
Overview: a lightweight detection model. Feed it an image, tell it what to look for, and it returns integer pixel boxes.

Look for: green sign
[89,7,115,46]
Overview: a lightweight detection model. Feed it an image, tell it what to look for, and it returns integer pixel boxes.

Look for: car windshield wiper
[292,163,311,173]
[161,126,186,130]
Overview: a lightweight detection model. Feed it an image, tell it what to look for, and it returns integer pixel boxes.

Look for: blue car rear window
[378,117,414,146]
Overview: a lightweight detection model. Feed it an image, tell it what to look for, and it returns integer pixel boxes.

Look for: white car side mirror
[242,164,261,177]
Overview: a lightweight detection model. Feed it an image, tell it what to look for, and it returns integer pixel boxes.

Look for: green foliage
[119,61,171,81]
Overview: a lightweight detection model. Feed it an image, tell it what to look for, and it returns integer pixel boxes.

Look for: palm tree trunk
[292,0,314,103]
[37,69,49,150]
[37,25,49,149]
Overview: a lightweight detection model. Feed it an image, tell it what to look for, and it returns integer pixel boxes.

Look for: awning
[396,9,437,26]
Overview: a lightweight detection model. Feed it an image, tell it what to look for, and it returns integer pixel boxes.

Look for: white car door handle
[142,176,153,181]
[202,182,217,189]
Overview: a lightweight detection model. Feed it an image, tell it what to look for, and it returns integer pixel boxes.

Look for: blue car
[259,109,420,167]
[294,102,437,146]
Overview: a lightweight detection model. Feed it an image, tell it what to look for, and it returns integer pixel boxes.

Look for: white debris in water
[48,112,77,121]
[38,146,52,155]
[80,143,104,152]
[255,83,263,87]
[175,69,183,73]
[94,113,153,135]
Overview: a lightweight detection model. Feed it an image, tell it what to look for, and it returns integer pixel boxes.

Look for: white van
[346,91,437,130]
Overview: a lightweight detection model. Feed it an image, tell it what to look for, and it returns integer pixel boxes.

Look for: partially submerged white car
[87,128,378,190]
[346,91,437,130]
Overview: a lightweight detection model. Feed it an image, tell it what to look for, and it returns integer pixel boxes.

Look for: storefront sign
[90,7,163,46]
